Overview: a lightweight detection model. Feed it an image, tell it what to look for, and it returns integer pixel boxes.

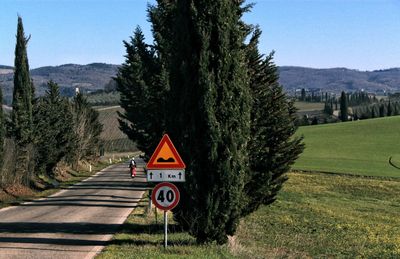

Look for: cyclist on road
[129,158,136,178]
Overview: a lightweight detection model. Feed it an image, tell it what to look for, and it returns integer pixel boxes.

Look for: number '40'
[157,190,174,203]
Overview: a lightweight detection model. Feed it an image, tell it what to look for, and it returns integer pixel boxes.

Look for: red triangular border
[146,134,186,169]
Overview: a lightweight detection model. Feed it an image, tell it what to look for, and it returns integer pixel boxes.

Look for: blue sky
[0,0,399,70]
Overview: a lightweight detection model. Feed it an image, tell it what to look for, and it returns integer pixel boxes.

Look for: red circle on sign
[151,182,180,211]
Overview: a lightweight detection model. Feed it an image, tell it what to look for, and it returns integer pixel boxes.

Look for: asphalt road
[0,158,147,259]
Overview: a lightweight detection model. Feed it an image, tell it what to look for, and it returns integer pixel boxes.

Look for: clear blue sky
[1,0,399,70]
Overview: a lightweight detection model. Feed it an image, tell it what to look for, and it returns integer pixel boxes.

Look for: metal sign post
[151,182,180,249]
[147,134,185,249]
[164,211,168,248]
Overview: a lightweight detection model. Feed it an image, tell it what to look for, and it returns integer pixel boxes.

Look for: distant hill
[279,66,400,94]
[0,63,118,104]
[1,63,400,104]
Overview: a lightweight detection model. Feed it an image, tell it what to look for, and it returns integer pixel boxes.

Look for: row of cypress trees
[0,17,102,187]
[117,0,304,244]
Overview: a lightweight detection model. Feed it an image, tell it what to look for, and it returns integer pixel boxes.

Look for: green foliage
[33,81,75,177]
[118,0,304,244]
[339,91,348,121]
[11,17,33,145]
[116,27,167,156]
[243,31,303,216]
[10,16,35,183]
[0,86,4,168]
[164,0,250,244]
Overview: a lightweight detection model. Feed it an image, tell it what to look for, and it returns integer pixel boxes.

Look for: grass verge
[99,172,400,258]
[97,193,232,259]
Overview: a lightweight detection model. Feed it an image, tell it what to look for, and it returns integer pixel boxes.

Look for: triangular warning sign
[147,134,186,169]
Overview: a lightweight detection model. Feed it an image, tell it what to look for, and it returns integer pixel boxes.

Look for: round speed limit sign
[151,182,180,211]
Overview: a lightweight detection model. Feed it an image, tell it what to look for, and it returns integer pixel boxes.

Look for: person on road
[129,158,136,178]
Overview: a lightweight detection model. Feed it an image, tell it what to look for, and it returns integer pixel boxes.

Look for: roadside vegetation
[0,17,108,204]
[98,172,400,258]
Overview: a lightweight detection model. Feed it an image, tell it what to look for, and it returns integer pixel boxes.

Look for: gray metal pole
[164,211,168,248]
[148,191,152,212]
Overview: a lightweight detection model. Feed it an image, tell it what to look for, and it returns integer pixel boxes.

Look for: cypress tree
[387,101,392,116]
[371,106,376,118]
[379,103,385,117]
[0,86,4,168]
[340,91,348,121]
[116,27,168,156]
[301,88,306,101]
[165,0,251,244]
[11,17,33,144]
[120,0,304,244]
[243,30,304,216]
[11,16,34,182]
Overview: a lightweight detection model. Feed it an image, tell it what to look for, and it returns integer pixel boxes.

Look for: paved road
[0,158,148,259]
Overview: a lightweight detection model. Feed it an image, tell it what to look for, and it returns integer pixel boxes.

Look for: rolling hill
[294,116,400,178]
[279,66,400,93]
[2,64,400,105]
[0,63,118,104]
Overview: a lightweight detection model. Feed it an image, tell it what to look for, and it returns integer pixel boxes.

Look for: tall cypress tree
[0,85,4,168]
[11,17,34,181]
[340,91,348,121]
[11,16,33,144]
[164,0,250,244]
[120,0,304,244]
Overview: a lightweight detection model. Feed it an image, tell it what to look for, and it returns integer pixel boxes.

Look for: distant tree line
[116,0,304,244]
[352,100,400,120]
[0,17,102,189]
[299,90,383,126]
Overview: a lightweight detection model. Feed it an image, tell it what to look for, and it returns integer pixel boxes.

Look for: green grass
[294,116,400,177]
[98,172,400,258]
[295,101,324,112]
[236,172,400,258]
[97,194,232,259]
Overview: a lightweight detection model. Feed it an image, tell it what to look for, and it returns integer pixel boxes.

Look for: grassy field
[98,172,400,258]
[97,106,137,152]
[294,116,400,177]
[295,101,324,112]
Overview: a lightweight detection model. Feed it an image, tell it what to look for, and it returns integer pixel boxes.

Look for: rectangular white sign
[146,169,185,182]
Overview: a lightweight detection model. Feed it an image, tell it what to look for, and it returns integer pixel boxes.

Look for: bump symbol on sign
[147,134,186,169]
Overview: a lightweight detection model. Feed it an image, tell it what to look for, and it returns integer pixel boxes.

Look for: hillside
[97,106,136,152]
[279,66,400,93]
[294,116,400,177]
[2,64,400,104]
[0,63,118,104]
